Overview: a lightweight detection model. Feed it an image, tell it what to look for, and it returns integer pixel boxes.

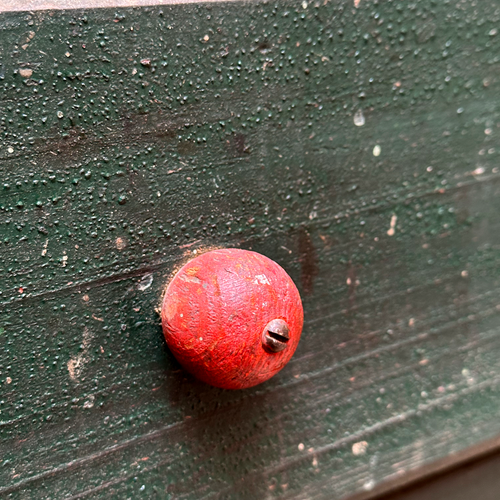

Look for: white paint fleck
[472,167,485,176]
[203,34,210,41]
[131,67,137,75]
[41,238,49,256]
[462,368,475,386]
[62,253,68,267]
[354,0,360,7]
[6,377,12,384]
[254,274,271,285]
[363,479,375,491]
[137,273,153,291]
[461,270,469,278]
[489,28,498,36]
[19,68,33,78]
[312,456,318,467]
[298,443,305,451]
[352,441,368,456]
[387,214,397,236]
[7,147,14,154]
[83,394,95,409]
[353,109,365,127]
[301,1,308,9]
[309,210,317,220]
[57,110,64,119]
[116,237,127,250]
[485,128,492,135]
[373,145,381,157]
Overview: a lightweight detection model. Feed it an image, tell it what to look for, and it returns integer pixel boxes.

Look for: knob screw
[262,319,290,353]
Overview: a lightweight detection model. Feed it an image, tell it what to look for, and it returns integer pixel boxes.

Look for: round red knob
[161,248,303,389]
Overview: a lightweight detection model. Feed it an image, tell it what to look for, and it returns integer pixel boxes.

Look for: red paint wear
[161,248,303,389]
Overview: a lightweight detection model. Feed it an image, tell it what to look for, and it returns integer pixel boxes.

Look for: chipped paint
[137,273,154,291]
[253,274,271,285]
[67,327,93,382]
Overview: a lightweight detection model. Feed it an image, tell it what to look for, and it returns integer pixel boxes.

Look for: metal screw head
[262,319,290,353]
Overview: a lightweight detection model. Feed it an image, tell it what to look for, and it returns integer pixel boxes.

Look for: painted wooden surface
[373,447,500,500]
[1,0,500,498]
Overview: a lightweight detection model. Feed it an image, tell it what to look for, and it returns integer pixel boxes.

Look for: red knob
[161,248,303,389]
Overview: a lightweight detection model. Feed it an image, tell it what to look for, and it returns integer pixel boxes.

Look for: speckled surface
[1,1,500,498]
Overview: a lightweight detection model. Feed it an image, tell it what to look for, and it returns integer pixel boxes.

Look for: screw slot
[262,319,290,353]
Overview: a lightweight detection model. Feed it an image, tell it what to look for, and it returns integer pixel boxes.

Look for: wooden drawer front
[1,1,500,498]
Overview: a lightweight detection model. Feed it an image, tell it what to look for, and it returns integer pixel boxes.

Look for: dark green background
[1,0,500,498]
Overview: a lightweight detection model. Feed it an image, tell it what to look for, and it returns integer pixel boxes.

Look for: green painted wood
[369,448,500,500]
[1,1,500,498]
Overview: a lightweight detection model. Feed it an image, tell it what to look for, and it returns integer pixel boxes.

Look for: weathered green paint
[1,1,500,498]
[371,447,500,500]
